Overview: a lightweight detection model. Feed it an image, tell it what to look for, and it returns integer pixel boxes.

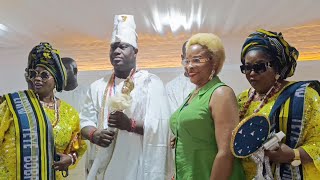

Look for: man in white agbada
[166,41,195,114]
[80,14,172,180]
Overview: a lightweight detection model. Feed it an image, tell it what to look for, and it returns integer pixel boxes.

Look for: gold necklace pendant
[52,98,60,128]
[39,97,60,128]
[40,101,55,109]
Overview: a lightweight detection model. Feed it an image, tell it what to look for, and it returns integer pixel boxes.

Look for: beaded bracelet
[67,152,77,165]
[71,152,78,164]
[89,128,98,143]
[67,154,74,165]
[130,119,137,132]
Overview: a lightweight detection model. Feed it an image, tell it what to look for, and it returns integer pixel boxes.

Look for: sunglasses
[240,61,273,74]
[28,69,53,82]
[181,57,210,67]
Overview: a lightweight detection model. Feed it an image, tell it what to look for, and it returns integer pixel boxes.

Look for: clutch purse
[231,115,270,158]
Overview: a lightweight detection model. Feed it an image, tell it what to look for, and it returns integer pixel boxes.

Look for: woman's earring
[209,69,215,80]
[275,74,280,81]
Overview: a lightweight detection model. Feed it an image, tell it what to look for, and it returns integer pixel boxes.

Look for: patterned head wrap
[241,29,299,79]
[27,42,67,92]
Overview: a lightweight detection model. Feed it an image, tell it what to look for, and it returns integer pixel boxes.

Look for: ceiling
[0,0,320,71]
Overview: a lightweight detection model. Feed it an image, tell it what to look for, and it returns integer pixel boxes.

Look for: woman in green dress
[170,33,245,180]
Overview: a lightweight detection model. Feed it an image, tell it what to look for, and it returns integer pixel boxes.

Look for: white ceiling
[1,0,320,70]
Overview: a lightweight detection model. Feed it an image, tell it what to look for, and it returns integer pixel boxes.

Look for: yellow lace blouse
[238,83,320,180]
[0,99,87,180]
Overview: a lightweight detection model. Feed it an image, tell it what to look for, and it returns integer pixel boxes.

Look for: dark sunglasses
[240,62,272,74]
[240,61,273,74]
[28,69,53,82]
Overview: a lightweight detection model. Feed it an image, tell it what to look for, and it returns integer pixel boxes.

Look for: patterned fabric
[44,100,87,180]
[0,98,87,180]
[241,29,299,79]
[28,42,67,92]
[238,82,320,180]
[0,90,55,180]
[232,115,270,158]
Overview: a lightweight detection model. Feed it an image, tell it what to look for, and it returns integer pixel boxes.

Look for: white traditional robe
[165,74,195,114]
[56,85,88,112]
[80,70,173,180]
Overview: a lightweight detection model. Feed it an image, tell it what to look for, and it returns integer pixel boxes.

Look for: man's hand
[108,111,132,131]
[92,129,115,147]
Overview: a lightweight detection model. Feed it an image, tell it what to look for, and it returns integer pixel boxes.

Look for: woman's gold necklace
[52,97,60,128]
[38,96,60,128]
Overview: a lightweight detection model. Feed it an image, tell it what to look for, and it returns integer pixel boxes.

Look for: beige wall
[0,59,319,97]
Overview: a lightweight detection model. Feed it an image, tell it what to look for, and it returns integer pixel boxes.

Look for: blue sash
[269,81,320,180]
[5,90,55,180]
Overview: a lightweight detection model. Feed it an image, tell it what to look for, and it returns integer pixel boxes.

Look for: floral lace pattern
[0,102,16,180]
[44,100,87,179]
[238,86,320,180]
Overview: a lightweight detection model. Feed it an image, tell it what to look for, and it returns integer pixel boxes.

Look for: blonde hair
[186,33,225,74]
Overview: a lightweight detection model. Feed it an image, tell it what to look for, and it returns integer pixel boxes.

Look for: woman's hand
[170,136,176,149]
[265,143,295,163]
[53,153,72,171]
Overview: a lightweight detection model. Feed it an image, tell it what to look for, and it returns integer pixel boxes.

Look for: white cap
[111,14,138,49]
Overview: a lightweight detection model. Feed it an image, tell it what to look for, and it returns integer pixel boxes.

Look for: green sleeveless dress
[170,76,245,180]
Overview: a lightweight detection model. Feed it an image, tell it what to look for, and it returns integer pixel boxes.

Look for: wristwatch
[291,148,301,166]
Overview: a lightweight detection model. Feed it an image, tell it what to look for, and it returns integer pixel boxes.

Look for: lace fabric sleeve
[300,87,320,171]
[0,100,17,179]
